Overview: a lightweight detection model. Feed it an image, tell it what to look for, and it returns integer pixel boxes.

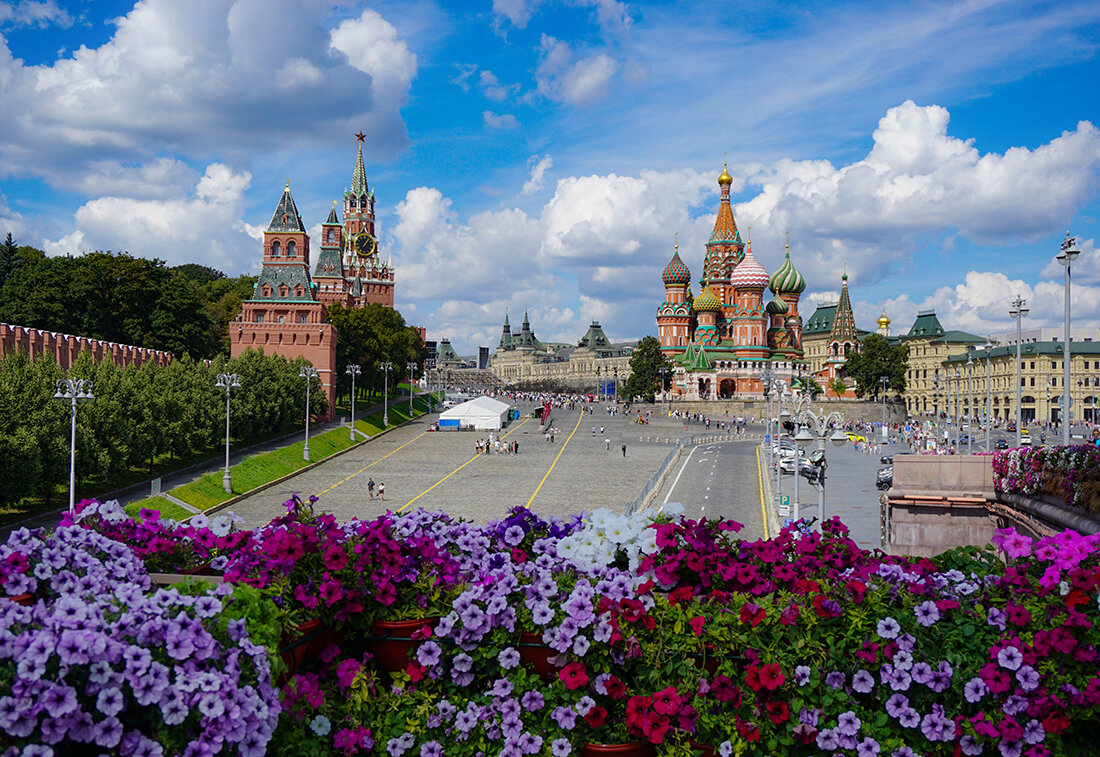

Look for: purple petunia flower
[964,677,988,703]
[825,671,846,690]
[417,641,443,667]
[492,678,514,697]
[836,711,861,737]
[987,607,1007,630]
[1003,695,1029,717]
[897,709,920,729]
[498,647,520,669]
[856,737,880,756]
[914,601,940,627]
[794,665,811,686]
[959,736,984,756]
[551,706,577,730]
[816,729,839,751]
[521,690,545,712]
[551,738,572,757]
[1023,719,1045,745]
[892,749,917,757]
[885,693,909,718]
[420,741,443,757]
[453,653,473,672]
[997,646,1023,671]
[876,617,900,639]
[1016,665,1039,691]
[911,662,933,685]
[852,670,874,693]
[998,741,1023,757]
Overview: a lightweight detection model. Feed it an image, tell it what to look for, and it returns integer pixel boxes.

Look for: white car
[778,457,813,475]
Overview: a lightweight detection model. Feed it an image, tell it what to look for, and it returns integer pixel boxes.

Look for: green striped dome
[765,297,789,315]
[769,249,806,294]
[693,285,722,312]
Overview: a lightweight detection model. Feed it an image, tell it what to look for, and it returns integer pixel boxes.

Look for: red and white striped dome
[730,243,770,289]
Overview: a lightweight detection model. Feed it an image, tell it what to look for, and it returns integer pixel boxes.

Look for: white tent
[438,396,511,431]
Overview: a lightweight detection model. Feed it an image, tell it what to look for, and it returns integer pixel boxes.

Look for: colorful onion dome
[730,242,770,289]
[765,297,789,315]
[769,246,806,295]
[662,247,691,285]
[718,163,733,186]
[693,284,722,312]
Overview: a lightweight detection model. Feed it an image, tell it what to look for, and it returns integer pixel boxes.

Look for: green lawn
[156,394,437,514]
[123,497,193,521]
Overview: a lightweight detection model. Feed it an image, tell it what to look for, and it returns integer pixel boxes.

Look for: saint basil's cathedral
[231,133,404,416]
[657,165,842,399]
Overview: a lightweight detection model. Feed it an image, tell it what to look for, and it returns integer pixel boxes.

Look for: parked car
[779,456,813,475]
[876,466,893,490]
[880,454,894,465]
[1007,422,1017,432]
[996,438,1009,450]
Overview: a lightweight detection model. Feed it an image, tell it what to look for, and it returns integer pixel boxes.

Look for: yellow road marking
[315,431,430,497]
[398,417,531,512]
[524,410,585,509]
[756,445,770,540]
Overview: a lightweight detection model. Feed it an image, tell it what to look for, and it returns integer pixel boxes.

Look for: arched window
[271,240,281,257]
[349,197,357,209]
[287,240,297,257]
[326,229,334,243]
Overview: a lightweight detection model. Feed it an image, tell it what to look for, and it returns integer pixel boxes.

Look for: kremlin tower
[231,133,401,417]
[655,164,807,400]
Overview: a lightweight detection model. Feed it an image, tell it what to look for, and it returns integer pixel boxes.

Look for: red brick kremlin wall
[0,323,173,370]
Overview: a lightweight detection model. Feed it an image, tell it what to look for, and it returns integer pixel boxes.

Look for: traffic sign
[780,495,790,508]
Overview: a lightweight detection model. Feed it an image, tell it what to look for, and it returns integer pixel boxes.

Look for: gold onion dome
[769,247,806,295]
[662,247,692,285]
[766,297,789,315]
[693,284,722,312]
[718,163,733,186]
[877,308,891,328]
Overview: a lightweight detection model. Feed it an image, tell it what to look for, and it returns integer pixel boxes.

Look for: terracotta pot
[279,618,333,681]
[580,742,655,757]
[518,631,560,681]
[183,560,219,576]
[4,593,33,606]
[368,617,439,671]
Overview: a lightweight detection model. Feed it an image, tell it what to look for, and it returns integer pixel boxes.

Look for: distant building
[490,314,633,393]
[654,166,808,399]
[231,134,402,416]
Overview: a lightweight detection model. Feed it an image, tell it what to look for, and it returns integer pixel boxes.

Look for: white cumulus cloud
[535,35,618,107]
[522,154,553,195]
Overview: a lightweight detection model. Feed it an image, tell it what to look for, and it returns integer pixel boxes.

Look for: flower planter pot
[279,618,337,681]
[580,742,655,757]
[368,617,439,671]
[689,741,715,757]
[518,631,560,681]
[4,593,33,606]
[183,560,220,577]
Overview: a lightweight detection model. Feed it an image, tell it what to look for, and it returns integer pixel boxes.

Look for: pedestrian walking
[621,443,627,457]
[378,482,385,501]
[605,438,611,450]
[367,477,375,500]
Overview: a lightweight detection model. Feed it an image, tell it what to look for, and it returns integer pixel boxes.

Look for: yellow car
[846,432,867,444]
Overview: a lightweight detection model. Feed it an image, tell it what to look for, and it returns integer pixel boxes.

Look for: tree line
[0,349,327,509]
[0,236,255,359]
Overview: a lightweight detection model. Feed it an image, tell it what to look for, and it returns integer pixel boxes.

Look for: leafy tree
[328,303,426,400]
[623,336,673,403]
[802,376,824,399]
[830,377,848,396]
[0,232,22,288]
[151,272,218,358]
[842,334,910,399]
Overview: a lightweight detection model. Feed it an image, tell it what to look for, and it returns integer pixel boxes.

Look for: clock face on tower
[354,231,377,258]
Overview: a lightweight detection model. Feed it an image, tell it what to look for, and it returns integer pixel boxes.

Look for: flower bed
[993,446,1100,513]
[3,498,1100,756]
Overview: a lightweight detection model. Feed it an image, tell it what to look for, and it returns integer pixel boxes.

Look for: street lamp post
[780,393,811,524]
[1009,295,1029,447]
[880,375,888,441]
[985,338,993,452]
[933,371,941,450]
[299,366,319,461]
[954,367,962,447]
[613,366,619,401]
[53,378,95,515]
[794,406,847,530]
[346,364,361,441]
[967,354,974,454]
[658,367,670,415]
[1057,231,1082,445]
[215,373,240,493]
[407,362,418,417]
[381,361,393,427]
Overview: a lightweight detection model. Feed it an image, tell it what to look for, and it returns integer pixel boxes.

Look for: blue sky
[1,0,1099,355]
